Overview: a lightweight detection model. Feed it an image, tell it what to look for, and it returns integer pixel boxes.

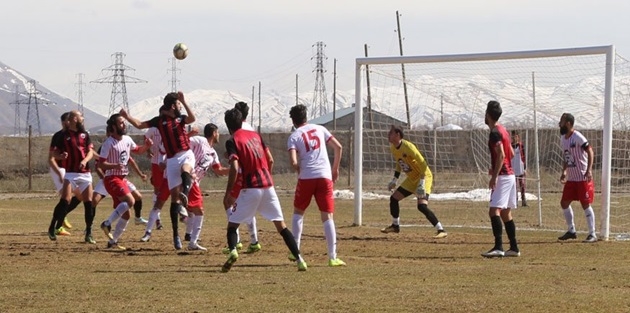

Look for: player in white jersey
[287,104,346,267]
[143,127,168,233]
[557,113,597,243]
[183,124,229,251]
[97,114,152,250]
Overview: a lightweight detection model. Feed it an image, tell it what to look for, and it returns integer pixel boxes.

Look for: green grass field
[1,189,629,313]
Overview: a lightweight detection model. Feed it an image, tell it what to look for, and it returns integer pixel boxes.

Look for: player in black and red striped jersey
[481,101,520,258]
[220,108,306,272]
[120,91,195,250]
[48,110,97,243]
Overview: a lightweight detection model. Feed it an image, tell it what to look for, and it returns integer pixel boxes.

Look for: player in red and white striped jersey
[143,127,168,233]
[287,104,345,267]
[183,123,229,251]
[481,101,520,258]
[557,113,597,243]
[97,114,152,250]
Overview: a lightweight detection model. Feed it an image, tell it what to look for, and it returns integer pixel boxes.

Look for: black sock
[83,201,94,234]
[169,202,179,237]
[280,228,301,261]
[389,196,400,220]
[134,200,143,219]
[52,199,69,230]
[417,203,439,227]
[67,196,81,214]
[504,219,518,251]
[181,172,192,196]
[227,226,239,250]
[490,216,503,251]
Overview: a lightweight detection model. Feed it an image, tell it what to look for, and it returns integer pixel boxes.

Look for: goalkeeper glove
[416,179,426,198]
[387,178,397,191]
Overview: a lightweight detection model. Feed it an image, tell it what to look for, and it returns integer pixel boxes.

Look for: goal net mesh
[356,48,630,237]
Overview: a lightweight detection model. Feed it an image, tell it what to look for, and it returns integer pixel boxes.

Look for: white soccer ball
[173,43,188,60]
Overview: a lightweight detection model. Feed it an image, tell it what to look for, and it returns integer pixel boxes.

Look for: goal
[352,45,630,240]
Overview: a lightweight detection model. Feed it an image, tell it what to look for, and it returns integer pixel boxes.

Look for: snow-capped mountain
[0,62,107,135]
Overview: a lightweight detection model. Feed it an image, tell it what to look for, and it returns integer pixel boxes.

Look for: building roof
[309,106,356,125]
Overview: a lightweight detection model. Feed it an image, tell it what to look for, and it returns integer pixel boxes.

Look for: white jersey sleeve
[287,124,332,180]
[145,127,163,164]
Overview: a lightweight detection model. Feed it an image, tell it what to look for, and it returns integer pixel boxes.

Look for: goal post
[353,45,618,239]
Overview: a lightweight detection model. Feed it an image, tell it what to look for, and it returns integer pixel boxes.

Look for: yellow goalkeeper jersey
[390,139,431,181]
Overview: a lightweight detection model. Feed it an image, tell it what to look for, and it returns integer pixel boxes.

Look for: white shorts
[489,175,517,209]
[49,167,66,193]
[63,172,93,194]
[166,150,195,190]
[94,179,137,196]
[229,187,284,224]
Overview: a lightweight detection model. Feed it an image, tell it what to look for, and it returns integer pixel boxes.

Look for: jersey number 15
[301,129,321,152]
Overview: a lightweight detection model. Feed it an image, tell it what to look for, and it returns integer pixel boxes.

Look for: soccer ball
[173,43,188,60]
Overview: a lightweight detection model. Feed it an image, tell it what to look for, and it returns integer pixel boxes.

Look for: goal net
[353,46,630,240]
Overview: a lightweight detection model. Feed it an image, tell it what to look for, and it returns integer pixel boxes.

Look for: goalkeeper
[381,125,448,239]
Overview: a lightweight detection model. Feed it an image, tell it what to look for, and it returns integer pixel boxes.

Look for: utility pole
[91,52,147,118]
[295,74,299,106]
[440,94,444,126]
[251,85,255,129]
[11,85,23,136]
[332,58,337,130]
[76,73,85,114]
[396,11,411,129]
[364,44,374,129]
[258,81,262,133]
[168,57,180,92]
[311,41,329,119]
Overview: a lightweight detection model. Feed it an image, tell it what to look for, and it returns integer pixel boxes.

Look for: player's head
[289,104,308,127]
[204,123,219,143]
[511,130,520,143]
[234,102,249,121]
[559,113,575,135]
[107,113,126,137]
[68,110,85,132]
[485,100,502,125]
[60,112,70,130]
[161,92,182,117]
[388,125,404,144]
[224,108,243,134]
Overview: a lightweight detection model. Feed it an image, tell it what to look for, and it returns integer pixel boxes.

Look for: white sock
[584,206,596,235]
[323,219,337,260]
[563,206,576,233]
[190,214,203,244]
[392,217,400,225]
[107,202,129,226]
[247,216,258,244]
[435,222,444,231]
[112,218,128,242]
[146,208,160,233]
[186,212,195,235]
[292,213,304,249]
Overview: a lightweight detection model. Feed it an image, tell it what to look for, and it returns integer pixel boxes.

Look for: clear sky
[2,0,628,109]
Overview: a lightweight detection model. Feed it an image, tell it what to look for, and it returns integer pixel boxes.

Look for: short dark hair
[203,123,218,138]
[289,104,308,126]
[390,125,404,139]
[60,112,70,122]
[511,130,518,135]
[106,113,121,133]
[224,108,243,132]
[561,113,575,126]
[486,100,502,121]
[234,102,249,120]
[161,92,178,111]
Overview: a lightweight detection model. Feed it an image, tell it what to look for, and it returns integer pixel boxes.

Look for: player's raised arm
[178,91,196,124]
[119,108,150,129]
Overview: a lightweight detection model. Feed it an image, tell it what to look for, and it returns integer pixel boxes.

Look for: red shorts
[157,177,170,202]
[104,175,130,208]
[150,163,164,188]
[229,174,243,199]
[187,182,203,209]
[562,180,594,204]
[293,178,334,213]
